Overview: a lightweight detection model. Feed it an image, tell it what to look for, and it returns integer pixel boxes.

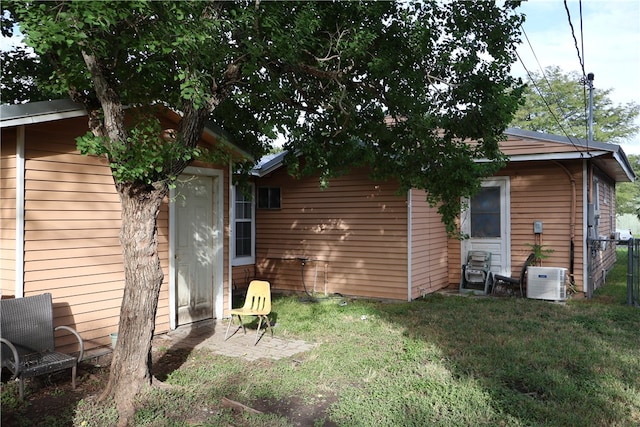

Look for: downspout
[553,161,576,290]
[407,190,412,302]
[228,161,233,314]
[15,126,25,298]
[587,162,594,298]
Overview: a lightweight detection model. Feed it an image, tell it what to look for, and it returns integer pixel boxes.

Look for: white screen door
[175,174,217,325]
[461,177,510,276]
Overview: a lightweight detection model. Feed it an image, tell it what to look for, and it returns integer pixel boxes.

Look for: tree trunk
[100,180,168,426]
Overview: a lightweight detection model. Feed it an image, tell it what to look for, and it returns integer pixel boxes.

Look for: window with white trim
[232,185,255,266]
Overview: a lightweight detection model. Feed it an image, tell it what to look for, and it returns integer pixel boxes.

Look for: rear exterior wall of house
[448,159,617,296]
[255,167,411,300]
[590,167,618,291]
[2,117,234,355]
[448,161,584,291]
[409,190,450,299]
[19,118,167,354]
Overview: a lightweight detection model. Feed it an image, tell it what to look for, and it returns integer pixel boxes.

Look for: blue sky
[512,0,640,154]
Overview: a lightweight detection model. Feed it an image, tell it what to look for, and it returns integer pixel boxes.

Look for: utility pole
[587,72,594,143]
[586,72,595,299]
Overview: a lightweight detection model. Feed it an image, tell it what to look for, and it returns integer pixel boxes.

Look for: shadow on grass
[368,252,639,426]
[153,319,223,382]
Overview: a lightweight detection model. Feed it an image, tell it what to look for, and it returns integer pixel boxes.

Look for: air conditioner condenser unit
[527,267,567,301]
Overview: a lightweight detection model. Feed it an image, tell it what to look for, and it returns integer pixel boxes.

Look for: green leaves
[8,0,526,234]
[76,116,204,185]
[512,65,640,143]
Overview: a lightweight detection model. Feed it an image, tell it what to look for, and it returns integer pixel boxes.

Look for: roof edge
[1,99,251,159]
[0,99,87,127]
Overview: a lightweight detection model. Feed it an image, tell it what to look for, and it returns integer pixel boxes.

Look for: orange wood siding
[23,119,125,353]
[157,200,170,332]
[255,167,409,300]
[502,161,585,289]
[1,129,17,297]
[448,237,462,288]
[410,190,449,298]
[590,169,617,289]
[228,265,256,314]
[447,160,587,292]
[4,111,235,355]
[21,118,172,354]
[499,135,583,156]
[231,265,255,292]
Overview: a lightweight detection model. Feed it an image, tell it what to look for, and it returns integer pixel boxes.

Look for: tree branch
[80,50,127,143]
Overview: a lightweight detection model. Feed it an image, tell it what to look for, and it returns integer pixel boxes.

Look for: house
[0,99,253,357]
[1,98,634,356]
[249,128,634,300]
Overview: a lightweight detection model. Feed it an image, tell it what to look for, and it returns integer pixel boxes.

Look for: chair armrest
[493,274,518,284]
[55,325,84,362]
[0,338,21,378]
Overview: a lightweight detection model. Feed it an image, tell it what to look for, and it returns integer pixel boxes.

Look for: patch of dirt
[2,349,337,426]
[252,394,339,427]
[1,361,111,427]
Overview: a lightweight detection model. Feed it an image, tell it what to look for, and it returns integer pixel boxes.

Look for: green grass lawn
[7,249,640,426]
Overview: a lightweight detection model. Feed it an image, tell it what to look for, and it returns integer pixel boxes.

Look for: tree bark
[100,180,168,426]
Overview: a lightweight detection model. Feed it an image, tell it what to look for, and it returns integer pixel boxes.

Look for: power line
[563,0,586,78]
[515,49,586,155]
[578,0,590,142]
[564,0,591,143]
[520,25,581,135]
[520,27,555,92]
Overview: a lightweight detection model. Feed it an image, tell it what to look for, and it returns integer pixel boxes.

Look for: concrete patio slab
[152,319,316,362]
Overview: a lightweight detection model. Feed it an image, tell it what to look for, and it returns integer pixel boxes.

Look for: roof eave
[0,99,87,128]
[1,99,251,160]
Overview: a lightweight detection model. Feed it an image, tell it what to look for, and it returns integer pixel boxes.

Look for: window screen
[471,186,501,238]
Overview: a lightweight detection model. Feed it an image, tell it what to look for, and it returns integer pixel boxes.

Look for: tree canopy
[511,65,640,143]
[616,154,640,216]
[2,1,526,232]
[2,1,526,423]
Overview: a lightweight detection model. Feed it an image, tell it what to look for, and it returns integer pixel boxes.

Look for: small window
[257,187,281,209]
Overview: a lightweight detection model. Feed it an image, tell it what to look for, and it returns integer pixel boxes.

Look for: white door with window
[461,177,510,277]
[174,171,222,325]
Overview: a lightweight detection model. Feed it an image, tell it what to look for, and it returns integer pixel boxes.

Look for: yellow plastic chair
[224,280,273,345]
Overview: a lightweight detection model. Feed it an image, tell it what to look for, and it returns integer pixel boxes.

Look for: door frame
[460,176,511,277]
[169,166,224,330]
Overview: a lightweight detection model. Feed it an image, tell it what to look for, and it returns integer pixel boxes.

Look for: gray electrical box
[534,221,543,234]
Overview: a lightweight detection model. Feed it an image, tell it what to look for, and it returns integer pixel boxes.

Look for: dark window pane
[258,187,281,209]
[235,222,252,257]
[269,188,281,208]
[471,187,501,238]
[258,187,269,208]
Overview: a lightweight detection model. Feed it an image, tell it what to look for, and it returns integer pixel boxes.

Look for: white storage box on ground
[526,267,567,301]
